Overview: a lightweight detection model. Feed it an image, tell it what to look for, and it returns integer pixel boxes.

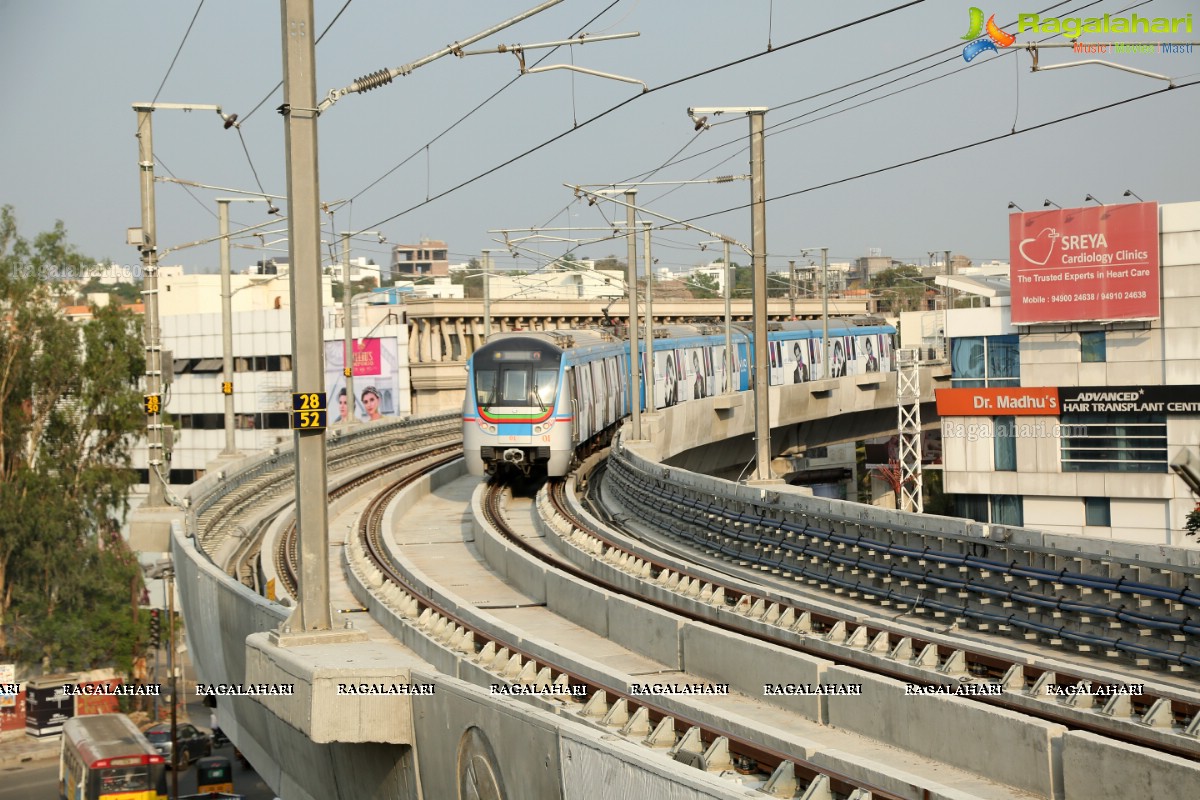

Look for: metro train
[463,318,895,479]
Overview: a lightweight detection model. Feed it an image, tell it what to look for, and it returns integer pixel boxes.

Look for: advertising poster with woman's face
[324,338,400,422]
[655,350,677,408]
[688,348,705,399]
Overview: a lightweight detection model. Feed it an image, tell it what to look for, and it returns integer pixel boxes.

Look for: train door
[565,369,579,445]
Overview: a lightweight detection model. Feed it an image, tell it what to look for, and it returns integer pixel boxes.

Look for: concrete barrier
[821,665,1064,798]
[1061,731,1200,800]
[679,624,828,721]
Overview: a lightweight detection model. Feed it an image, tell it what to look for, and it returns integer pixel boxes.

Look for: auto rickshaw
[195,755,235,795]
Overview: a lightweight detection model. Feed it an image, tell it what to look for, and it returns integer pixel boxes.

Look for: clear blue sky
[1,0,1196,277]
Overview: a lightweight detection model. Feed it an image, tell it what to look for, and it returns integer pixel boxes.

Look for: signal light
[149,609,161,649]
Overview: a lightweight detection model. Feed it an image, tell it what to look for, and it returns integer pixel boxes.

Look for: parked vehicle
[143,723,212,768]
[195,755,235,795]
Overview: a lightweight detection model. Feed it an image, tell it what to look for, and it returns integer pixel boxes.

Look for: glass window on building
[990,495,1023,526]
[986,335,1020,387]
[951,335,1020,387]
[1084,497,1111,526]
[954,494,989,523]
[951,337,985,387]
[993,416,1016,470]
[1060,412,1167,473]
[1081,331,1107,362]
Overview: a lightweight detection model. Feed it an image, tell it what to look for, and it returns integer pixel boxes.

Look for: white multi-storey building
[128,272,410,488]
[930,201,1200,545]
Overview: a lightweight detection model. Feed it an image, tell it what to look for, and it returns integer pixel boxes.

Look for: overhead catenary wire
[354,0,928,236]
[346,0,626,206]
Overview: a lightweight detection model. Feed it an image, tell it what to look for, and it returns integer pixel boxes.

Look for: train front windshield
[474,349,560,409]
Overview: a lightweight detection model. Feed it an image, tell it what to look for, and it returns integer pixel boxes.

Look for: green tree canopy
[0,206,148,673]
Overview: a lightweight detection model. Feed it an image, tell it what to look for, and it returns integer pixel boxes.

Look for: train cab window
[534,369,558,406]
[475,370,497,405]
[502,370,529,403]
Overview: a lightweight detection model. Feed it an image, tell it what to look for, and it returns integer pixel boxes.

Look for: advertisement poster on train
[768,341,784,386]
[655,351,677,408]
[807,339,824,381]
[687,348,706,399]
[787,340,810,384]
[876,334,893,373]
[324,338,401,423]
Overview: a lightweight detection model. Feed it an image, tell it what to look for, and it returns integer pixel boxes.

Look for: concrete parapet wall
[607,439,1200,666]
[1060,731,1200,800]
[679,624,828,721]
[821,665,1064,798]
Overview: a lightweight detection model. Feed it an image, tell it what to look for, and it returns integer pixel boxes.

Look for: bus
[60,714,167,800]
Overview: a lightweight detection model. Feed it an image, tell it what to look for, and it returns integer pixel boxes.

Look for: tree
[0,206,148,672]
[870,266,930,313]
[686,272,720,299]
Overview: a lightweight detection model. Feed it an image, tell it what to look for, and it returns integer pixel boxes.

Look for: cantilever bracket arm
[523,63,648,92]
[1024,45,1175,86]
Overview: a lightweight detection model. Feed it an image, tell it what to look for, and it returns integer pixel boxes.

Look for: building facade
[935,201,1200,545]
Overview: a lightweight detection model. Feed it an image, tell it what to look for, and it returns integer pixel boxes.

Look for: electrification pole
[689,106,770,479]
[340,232,357,424]
[724,241,734,394]
[748,109,770,481]
[625,190,642,439]
[280,0,332,635]
[642,221,655,412]
[134,108,167,507]
[218,201,237,455]
[789,259,796,320]
[822,247,830,377]
[481,249,492,341]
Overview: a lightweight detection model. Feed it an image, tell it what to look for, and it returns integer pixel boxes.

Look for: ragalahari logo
[962,7,1016,61]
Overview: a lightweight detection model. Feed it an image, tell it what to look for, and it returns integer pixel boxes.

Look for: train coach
[463,317,894,479]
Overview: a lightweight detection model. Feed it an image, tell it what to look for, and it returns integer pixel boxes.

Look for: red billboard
[1009,202,1159,324]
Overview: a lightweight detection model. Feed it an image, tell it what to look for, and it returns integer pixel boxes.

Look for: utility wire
[240,0,355,125]
[347,0,625,205]
[517,79,1196,265]
[356,0,927,235]
[147,1,206,114]
[628,0,1125,190]
[680,81,1198,228]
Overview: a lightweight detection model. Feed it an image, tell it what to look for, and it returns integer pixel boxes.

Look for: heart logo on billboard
[1019,227,1058,266]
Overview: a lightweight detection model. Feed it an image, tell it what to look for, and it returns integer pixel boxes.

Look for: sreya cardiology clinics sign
[935,385,1200,416]
[1009,202,1160,324]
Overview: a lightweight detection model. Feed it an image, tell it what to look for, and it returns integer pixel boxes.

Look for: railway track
[347,472,908,799]
[530,462,1200,760]
[275,445,462,598]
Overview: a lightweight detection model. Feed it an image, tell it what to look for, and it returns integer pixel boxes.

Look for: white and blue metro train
[463,318,895,479]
